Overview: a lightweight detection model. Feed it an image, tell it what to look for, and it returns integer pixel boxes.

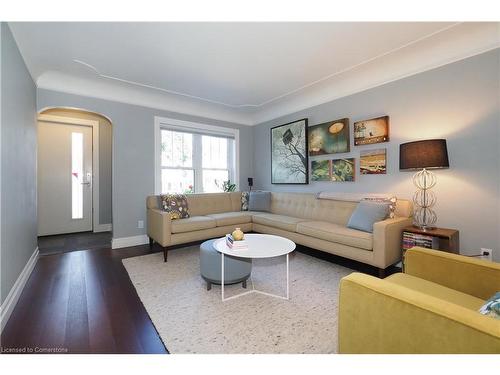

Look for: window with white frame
[156,118,238,194]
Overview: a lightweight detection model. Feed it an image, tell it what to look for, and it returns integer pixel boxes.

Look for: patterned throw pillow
[241,192,249,211]
[362,196,397,218]
[479,292,500,319]
[159,194,190,220]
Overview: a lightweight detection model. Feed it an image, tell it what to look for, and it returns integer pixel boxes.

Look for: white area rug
[122,246,353,353]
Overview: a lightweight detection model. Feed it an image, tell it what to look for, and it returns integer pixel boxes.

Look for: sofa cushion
[347,201,390,233]
[160,193,190,219]
[241,192,249,211]
[296,221,373,250]
[171,216,216,234]
[249,191,271,212]
[206,212,252,227]
[385,273,485,311]
[252,213,308,232]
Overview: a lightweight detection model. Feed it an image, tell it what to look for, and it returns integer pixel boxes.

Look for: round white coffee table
[213,233,296,302]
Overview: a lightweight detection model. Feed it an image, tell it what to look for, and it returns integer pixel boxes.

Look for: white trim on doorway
[153,116,240,195]
[37,114,105,233]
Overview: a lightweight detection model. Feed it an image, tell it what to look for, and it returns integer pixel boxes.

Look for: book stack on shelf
[402,231,440,252]
[225,234,248,250]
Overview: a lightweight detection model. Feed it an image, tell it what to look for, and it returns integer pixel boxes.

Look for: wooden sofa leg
[149,237,154,251]
[242,280,247,289]
[163,247,168,262]
[378,268,386,279]
[206,281,212,291]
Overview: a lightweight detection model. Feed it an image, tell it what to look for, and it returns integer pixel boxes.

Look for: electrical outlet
[480,248,493,262]
[138,220,144,229]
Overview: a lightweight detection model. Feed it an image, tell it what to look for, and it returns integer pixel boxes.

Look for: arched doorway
[37,107,113,255]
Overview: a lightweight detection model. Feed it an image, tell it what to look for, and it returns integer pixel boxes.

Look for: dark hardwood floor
[38,231,112,256]
[1,239,167,354]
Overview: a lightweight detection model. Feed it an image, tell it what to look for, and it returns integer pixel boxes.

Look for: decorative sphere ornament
[232,228,244,241]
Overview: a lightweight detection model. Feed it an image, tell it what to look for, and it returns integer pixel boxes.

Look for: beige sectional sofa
[147,192,412,274]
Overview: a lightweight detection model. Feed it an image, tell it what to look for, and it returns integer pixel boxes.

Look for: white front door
[38,121,93,235]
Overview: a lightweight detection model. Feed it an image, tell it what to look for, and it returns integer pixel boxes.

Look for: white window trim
[154,116,240,195]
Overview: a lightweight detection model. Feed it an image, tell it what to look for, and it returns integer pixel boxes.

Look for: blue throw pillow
[248,191,271,212]
[347,201,390,233]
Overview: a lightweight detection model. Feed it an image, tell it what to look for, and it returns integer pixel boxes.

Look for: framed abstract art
[360,148,387,174]
[308,118,350,156]
[311,160,331,181]
[354,116,389,145]
[331,158,355,182]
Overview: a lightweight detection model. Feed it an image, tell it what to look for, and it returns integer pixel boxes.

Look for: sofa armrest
[338,273,500,353]
[147,208,172,247]
[405,247,500,300]
[372,217,413,269]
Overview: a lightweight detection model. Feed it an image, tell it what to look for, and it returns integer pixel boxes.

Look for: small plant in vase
[216,180,236,192]
[183,184,194,194]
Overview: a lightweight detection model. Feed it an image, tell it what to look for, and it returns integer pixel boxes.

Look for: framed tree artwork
[271,119,309,184]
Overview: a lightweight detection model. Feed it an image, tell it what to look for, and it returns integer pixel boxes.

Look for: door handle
[81,182,91,185]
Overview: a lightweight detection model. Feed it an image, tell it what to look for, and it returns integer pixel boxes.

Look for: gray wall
[253,49,500,260]
[37,89,254,239]
[1,23,37,304]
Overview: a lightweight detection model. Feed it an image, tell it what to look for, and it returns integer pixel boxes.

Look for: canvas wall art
[331,158,355,182]
[311,160,331,181]
[271,118,309,184]
[309,118,350,156]
[354,116,389,145]
[360,148,387,174]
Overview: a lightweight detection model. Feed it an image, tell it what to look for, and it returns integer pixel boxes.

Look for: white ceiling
[9,22,500,125]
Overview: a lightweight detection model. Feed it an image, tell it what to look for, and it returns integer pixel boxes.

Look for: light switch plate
[138,220,144,229]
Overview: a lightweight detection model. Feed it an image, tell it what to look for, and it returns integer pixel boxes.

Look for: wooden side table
[401,226,459,272]
[402,226,460,254]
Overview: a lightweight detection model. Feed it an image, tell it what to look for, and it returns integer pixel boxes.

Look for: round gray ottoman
[200,239,252,291]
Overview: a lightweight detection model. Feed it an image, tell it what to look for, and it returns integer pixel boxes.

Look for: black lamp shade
[400,139,449,170]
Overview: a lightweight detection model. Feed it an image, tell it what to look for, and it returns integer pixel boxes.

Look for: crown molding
[36,71,254,126]
[36,22,499,126]
[251,22,500,124]
[70,23,459,109]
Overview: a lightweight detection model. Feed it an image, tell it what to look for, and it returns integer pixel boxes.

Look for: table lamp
[400,139,449,230]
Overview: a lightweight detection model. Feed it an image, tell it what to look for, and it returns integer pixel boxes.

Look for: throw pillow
[241,191,249,211]
[159,194,190,220]
[479,292,500,319]
[347,201,390,233]
[362,196,397,218]
[248,191,271,212]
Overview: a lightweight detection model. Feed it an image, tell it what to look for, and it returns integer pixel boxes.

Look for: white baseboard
[94,223,112,233]
[112,234,149,249]
[0,247,39,332]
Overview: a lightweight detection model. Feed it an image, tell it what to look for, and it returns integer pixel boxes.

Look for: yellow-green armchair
[338,247,500,353]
